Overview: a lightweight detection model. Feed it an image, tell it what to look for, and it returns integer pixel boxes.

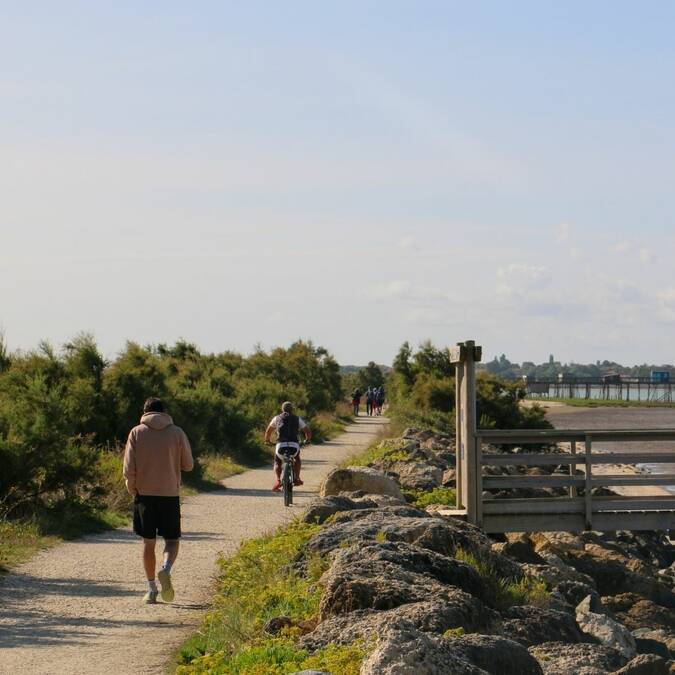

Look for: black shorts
[133,495,181,540]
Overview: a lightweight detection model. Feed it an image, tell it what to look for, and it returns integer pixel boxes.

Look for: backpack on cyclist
[276,412,300,443]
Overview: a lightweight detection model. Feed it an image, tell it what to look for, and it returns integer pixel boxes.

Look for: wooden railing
[451,340,675,533]
[476,429,675,533]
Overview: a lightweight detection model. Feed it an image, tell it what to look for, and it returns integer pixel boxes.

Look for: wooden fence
[452,341,675,533]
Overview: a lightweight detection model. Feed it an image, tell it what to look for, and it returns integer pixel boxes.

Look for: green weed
[454,548,549,611]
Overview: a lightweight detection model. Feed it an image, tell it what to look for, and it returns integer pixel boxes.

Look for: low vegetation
[176,520,369,674]
[404,487,457,509]
[0,333,346,572]
[455,548,549,611]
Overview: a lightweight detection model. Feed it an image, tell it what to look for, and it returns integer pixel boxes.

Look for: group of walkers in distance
[350,385,385,416]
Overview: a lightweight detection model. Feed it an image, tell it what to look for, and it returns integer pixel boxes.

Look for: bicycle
[277,446,297,507]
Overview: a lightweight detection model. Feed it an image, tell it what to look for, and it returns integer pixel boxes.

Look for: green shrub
[404,487,457,509]
[454,548,549,610]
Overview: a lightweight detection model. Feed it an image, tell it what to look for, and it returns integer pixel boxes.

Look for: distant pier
[524,376,674,403]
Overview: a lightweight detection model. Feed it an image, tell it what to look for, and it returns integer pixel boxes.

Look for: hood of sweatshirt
[140,412,174,430]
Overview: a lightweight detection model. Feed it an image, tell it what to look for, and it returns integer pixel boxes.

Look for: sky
[2,1,675,366]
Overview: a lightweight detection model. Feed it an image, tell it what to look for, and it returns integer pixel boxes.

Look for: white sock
[148,579,157,592]
[161,560,173,573]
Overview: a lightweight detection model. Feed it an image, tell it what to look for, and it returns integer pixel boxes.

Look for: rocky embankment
[279,429,675,674]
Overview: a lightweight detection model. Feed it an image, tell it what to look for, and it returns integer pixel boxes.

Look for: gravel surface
[0,415,388,675]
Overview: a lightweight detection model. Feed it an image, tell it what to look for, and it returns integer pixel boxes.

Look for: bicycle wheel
[282,461,292,506]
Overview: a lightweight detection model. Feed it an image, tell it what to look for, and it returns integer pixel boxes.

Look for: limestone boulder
[319,466,404,499]
[318,540,489,619]
[302,495,377,524]
[611,653,669,675]
[603,593,675,631]
[576,596,636,659]
[528,641,627,675]
[300,597,501,652]
[360,624,542,675]
[305,507,521,581]
[387,461,443,490]
[501,605,586,647]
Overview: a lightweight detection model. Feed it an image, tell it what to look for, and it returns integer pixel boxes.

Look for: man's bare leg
[142,538,156,580]
[157,538,178,602]
[162,539,180,569]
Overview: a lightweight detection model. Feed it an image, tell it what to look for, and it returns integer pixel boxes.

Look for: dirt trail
[0,415,388,675]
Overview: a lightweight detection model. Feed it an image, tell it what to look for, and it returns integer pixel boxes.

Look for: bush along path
[177,427,675,674]
[0,415,389,675]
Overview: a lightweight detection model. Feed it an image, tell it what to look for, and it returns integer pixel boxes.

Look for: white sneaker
[157,569,174,602]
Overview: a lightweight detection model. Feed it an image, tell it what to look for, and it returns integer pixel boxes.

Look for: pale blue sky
[2,2,675,365]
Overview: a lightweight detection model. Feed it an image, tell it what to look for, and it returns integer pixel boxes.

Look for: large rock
[493,533,545,565]
[318,540,489,618]
[632,628,675,658]
[360,624,542,675]
[387,461,443,490]
[445,634,544,675]
[576,597,636,659]
[528,641,627,675]
[302,495,377,524]
[611,653,669,675]
[566,544,674,602]
[319,466,404,499]
[305,508,522,581]
[300,597,500,652]
[501,605,586,647]
[360,624,486,674]
[552,581,602,614]
[603,593,675,631]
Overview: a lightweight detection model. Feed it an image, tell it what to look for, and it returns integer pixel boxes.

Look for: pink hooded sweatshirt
[123,412,193,497]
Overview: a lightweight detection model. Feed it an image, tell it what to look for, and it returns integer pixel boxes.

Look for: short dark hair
[143,397,165,413]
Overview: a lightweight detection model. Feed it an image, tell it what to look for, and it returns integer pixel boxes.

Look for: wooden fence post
[451,340,482,525]
[455,357,465,510]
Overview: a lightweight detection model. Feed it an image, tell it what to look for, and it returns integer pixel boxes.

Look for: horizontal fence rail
[475,428,675,533]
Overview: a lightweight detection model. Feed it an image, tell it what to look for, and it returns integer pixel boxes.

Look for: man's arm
[122,431,137,495]
[302,425,312,443]
[264,421,276,444]
[180,431,194,472]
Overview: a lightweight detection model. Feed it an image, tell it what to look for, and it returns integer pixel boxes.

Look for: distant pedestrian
[376,385,385,415]
[365,387,374,416]
[351,388,362,416]
[123,397,193,604]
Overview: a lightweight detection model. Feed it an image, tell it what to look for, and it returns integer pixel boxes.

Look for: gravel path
[0,415,388,675]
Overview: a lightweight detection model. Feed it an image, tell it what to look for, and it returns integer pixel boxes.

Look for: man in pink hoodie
[123,397,193,604]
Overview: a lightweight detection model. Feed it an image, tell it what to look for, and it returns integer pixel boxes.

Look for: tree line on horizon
[483,353,675,381]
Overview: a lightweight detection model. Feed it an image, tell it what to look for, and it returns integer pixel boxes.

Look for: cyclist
[350,388,362,416]
[265,401,312,492]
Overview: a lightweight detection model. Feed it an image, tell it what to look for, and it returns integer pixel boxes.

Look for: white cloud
[369,280,450,303]
[496,264,549,297]
[638,248,653,264]
[555,223,570,243]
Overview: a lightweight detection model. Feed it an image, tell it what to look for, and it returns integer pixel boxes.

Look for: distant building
[651,370,671,384]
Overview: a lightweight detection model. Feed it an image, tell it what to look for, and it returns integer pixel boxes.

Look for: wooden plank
[593,497,675,512]
[455,361,464,510]
[483,513,586,533]
[590,453,675,465]
[482,452,675,466]
[482,453,578,466]
[570,440,577,498]
[478,429,675,443]
[482,475,585,489]
[591,474,675,487]
[463,341,478,526]
[585,436,593,530]
[482,498,585,515]
[450,344,466,364]
[483,510,675,533]
[593,511,675,531]
[476,435,483,528]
